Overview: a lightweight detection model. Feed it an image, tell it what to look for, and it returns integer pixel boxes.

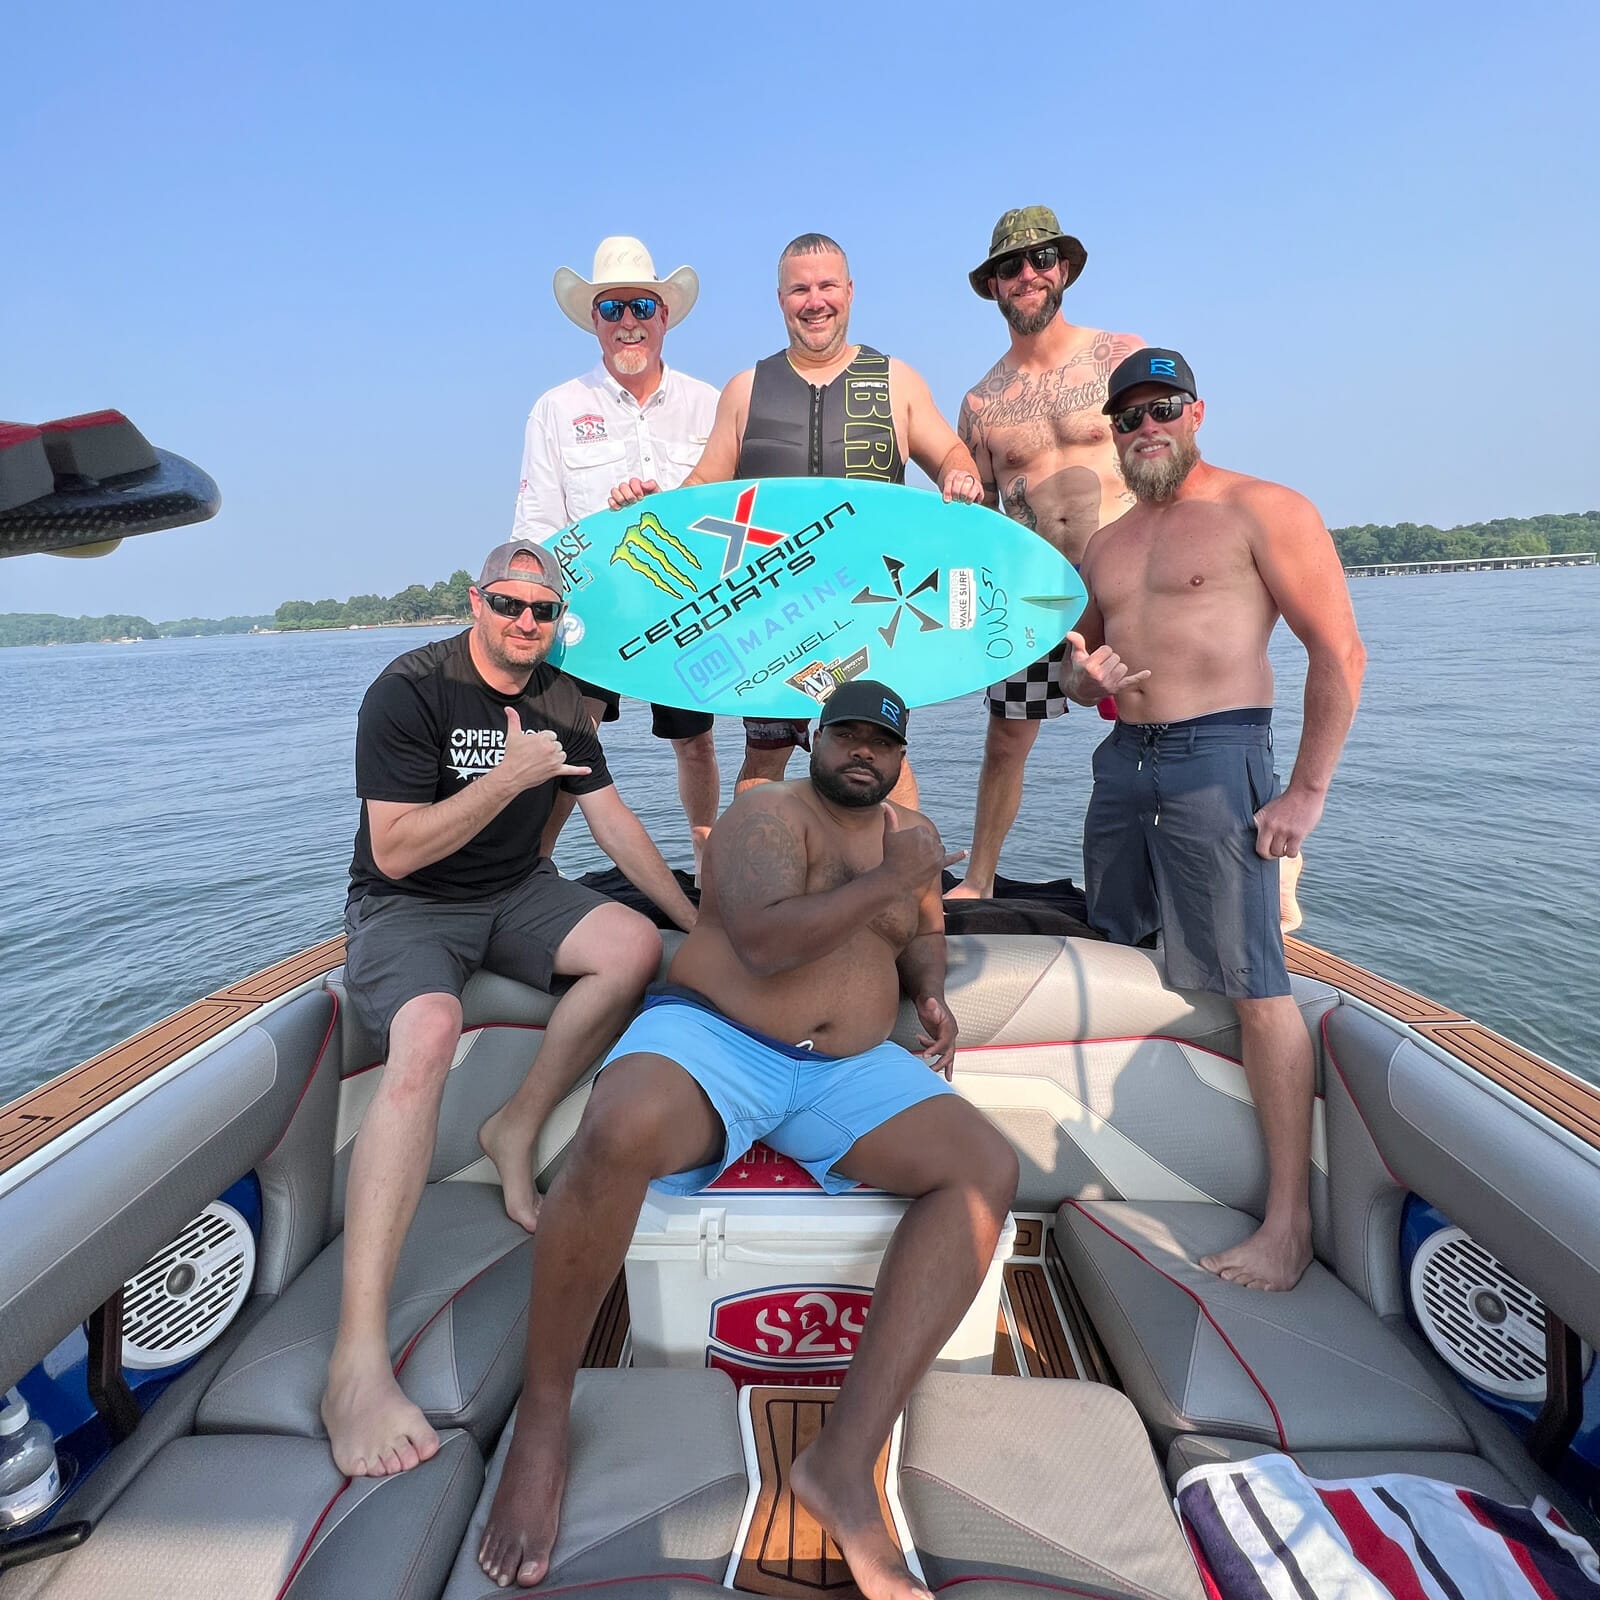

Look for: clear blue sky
[3,0,1595,620]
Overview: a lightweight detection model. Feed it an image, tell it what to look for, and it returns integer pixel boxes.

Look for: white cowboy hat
[552,236,700,331]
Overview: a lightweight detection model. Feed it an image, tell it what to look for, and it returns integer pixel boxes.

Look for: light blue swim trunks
[601,985,956,1195]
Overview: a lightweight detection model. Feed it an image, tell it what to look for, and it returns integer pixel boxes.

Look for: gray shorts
[1082,711,1290,999]
[342,858,610,1049]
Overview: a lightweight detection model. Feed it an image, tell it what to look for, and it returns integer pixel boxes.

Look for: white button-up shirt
[511,362,719,541]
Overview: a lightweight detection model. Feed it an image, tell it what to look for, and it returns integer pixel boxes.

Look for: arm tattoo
[1004,475,1038,532]
[717,806,805,914]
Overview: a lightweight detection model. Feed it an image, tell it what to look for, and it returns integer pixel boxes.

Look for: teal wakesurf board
[545,478,1086,718]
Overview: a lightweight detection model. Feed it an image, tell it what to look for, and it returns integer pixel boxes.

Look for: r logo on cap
[881,698,902,727]
[1149,358,1177,378]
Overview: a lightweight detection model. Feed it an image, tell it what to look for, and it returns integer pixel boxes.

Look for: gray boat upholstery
[2,1428,482,1600]
[198,1179,531,1451]
[1056,1198,1472,1452]
[440,1370,747,1600]
[0,989,335,1394]
[900,1373,1205,1600]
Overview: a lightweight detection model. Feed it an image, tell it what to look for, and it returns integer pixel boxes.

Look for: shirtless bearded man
[1062,348,1366,1291]
[948,207,1142,899]
[477,679,1018,1600]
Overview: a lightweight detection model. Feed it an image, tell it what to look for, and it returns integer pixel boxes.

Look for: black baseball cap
[1102,348,1198,414]
[817,679,910,742]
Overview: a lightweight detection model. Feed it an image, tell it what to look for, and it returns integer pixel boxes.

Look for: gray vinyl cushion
[1056,1199,1472,1453]
[899,1373,1205,1600]
[197,1180,531,1450]
[441,1369,747,1599]
[3,1430,481,1600]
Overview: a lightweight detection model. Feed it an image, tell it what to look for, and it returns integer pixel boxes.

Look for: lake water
[2,566,1596,1105]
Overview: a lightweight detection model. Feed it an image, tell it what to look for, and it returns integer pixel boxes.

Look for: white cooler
[625,1173,1015,1386]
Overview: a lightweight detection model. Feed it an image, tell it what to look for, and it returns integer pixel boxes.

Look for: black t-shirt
[347,630,610,903]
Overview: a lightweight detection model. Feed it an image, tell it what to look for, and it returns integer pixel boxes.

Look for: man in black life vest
[610,232,984,801]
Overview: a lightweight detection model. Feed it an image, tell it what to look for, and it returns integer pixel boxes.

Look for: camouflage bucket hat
[968,206,1088,299]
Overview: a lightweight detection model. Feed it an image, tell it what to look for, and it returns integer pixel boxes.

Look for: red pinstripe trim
[342,1021,548,1079]
[40,409,129,433]
[935,1577,1168,1597]
[1063,1199,1288,1449]
[272,1472,352,1600]
[261,993,340,1163]
[1320,1011,1403,1184]
[467,1574,720,1598]
[392,1237,529,1377]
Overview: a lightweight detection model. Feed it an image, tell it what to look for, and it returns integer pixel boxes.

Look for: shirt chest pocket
[559,438,628,519]
[658,437,708,488]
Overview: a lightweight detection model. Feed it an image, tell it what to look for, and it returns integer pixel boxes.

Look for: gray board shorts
[342,858,610,1050]
[1083,709,1290,999]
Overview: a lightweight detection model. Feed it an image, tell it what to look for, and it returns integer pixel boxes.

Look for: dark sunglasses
[992,244,1060,281]
[1110,396,1195,434]
[594,296,660,323]
[476,588,565,622]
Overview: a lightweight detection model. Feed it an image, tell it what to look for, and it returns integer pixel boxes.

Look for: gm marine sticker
[786,646,871,704]
[611,512,702,599]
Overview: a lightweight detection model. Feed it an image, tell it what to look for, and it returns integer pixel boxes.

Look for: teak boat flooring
[735,1386,894,1598]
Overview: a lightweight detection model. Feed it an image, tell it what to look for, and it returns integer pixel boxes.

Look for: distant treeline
[8,514,1595,648]
[0,613,274,647]
[272,570,474,629]
[1330,511,1597,566]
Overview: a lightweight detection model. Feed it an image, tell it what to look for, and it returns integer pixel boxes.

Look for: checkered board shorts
[985,640,1070,720]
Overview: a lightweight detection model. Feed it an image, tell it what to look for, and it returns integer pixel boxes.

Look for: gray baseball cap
[476,540,565,594]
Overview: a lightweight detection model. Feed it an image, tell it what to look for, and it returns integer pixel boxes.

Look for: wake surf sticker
[545,478,1086,718]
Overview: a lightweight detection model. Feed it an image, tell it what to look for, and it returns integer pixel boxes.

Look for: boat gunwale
[1,932,1597,1179]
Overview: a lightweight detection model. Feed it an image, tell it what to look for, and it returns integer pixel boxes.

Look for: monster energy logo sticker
[611,512,702,599]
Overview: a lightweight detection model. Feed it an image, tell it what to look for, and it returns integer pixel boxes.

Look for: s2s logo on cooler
[710,1286,872,1361]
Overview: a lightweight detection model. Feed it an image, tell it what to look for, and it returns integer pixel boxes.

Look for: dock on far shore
[1344,552,1596,578]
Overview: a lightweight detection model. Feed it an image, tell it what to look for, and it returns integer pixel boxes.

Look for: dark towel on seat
[573,865,1102,940]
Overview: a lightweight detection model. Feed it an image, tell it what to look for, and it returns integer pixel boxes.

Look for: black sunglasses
[992,244,1060,281]
[594,296,660,323]
[1110,396,1195,434]
[476,588,565,622]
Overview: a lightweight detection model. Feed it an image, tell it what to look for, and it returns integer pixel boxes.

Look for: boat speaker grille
[1409,1225,1588,1401]
[121,1200,256,1370]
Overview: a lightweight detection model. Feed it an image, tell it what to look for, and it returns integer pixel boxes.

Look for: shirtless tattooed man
[477,679,1018,1599]
[946,207,1142,900]
[1062,349,1366,1291]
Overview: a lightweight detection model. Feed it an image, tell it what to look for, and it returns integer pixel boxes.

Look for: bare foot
[479,1108,543,1232]
[1201,1218,1313,1292]
[1279,850,1305,934]
[321,1352,439,1476]
[791,1440,930,1600]
[478,1409,569,1588]
[945,879,992,901]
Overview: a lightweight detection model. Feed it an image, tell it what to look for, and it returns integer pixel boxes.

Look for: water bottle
[0,1388,61,1529]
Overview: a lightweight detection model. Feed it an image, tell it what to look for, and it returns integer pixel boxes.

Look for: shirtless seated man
[1062,348,1366,1292]
[477,679,1019,1600]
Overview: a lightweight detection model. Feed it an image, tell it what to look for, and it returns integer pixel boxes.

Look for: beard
[809,752,896,807]
[1000,280,1063,336]
[611,341,650,376]
[1122,431,1201,502]
[476,621,552,677]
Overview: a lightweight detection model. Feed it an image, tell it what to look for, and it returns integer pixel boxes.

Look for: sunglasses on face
[993,244,1060,281]
[594,296,660,323]
[1110,396,1195,434]
[477,589,565,622]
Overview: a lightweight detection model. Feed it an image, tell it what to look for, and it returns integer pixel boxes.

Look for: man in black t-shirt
[324,540,695,1481]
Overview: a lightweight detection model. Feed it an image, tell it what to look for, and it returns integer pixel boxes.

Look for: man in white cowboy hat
[945,206,1146,904]
[512,235,722,872]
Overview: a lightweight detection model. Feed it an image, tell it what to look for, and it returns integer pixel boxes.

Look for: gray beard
[1123,433,1200,502]
[1001,282,1063,336]
[611,344,649,376]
